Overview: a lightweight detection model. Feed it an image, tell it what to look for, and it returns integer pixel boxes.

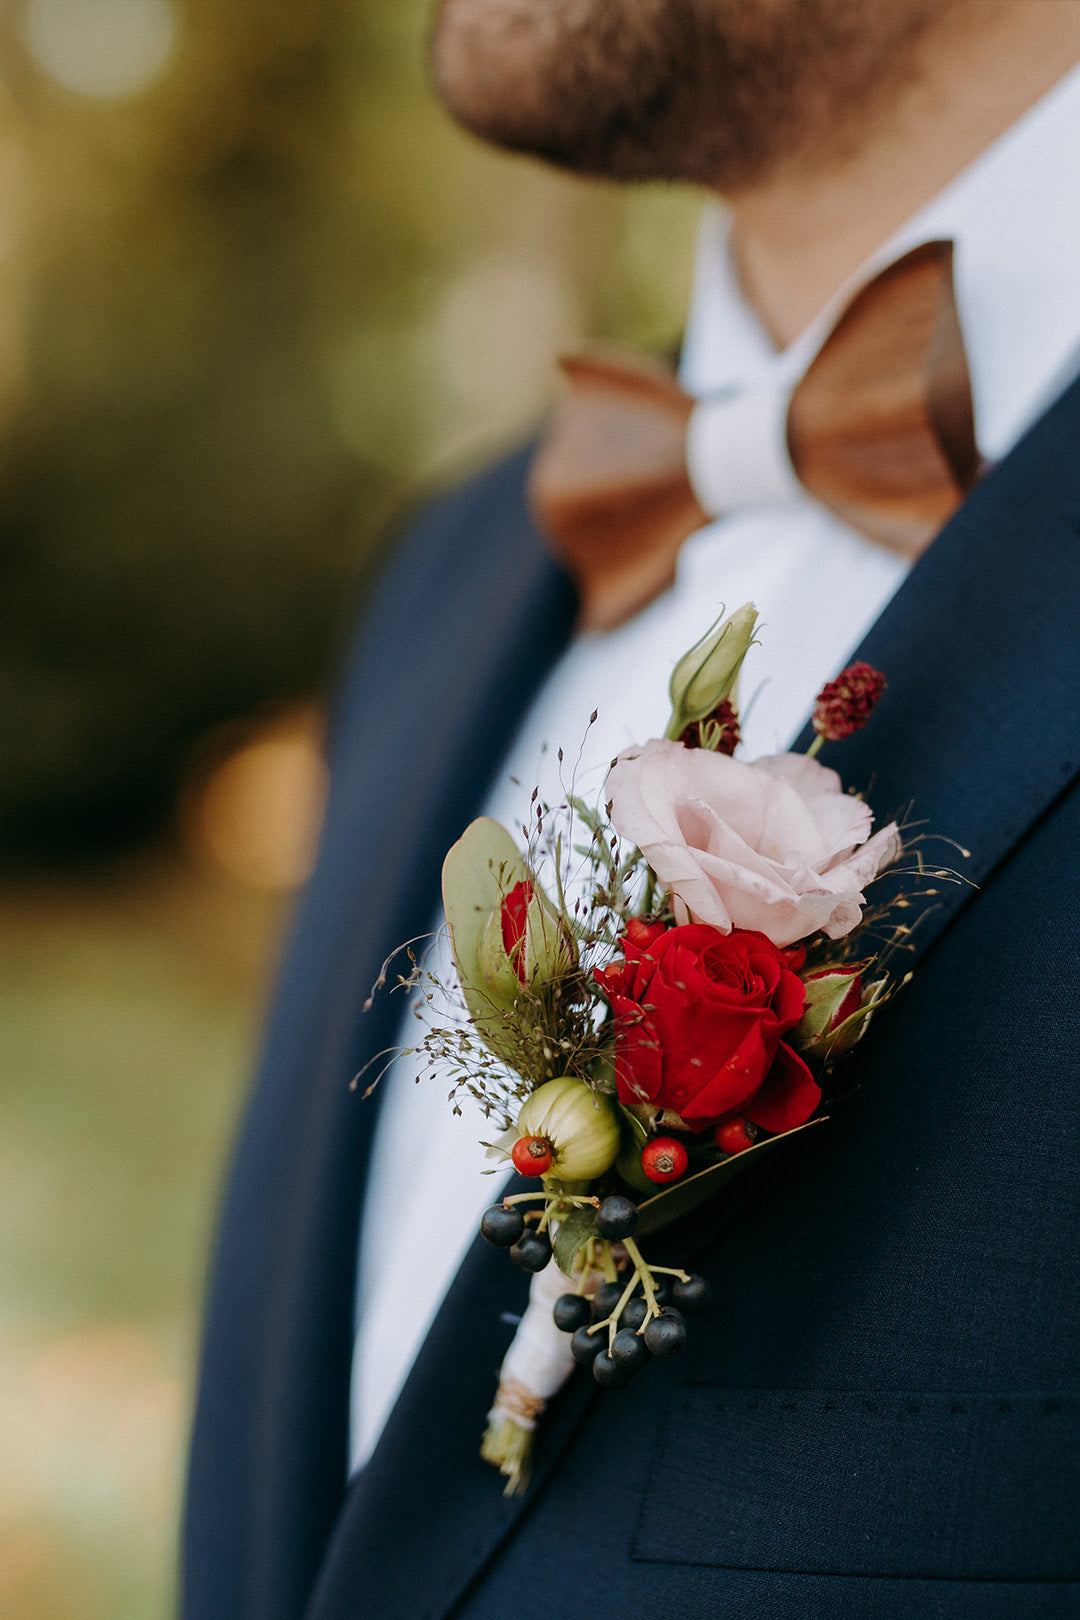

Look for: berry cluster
[481,1193,712,1391]
[479,1202,554,1272]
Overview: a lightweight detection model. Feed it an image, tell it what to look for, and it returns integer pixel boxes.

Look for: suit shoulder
[372,441,540,600]
[328,440,573,754]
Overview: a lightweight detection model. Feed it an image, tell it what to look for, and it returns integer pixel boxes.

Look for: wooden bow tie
[529,239,980,633]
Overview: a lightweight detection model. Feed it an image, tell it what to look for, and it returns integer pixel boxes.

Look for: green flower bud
[794,969,888,1060]
[476,877,575,995]
[516,1076,620,1181]
[665,602,758,741]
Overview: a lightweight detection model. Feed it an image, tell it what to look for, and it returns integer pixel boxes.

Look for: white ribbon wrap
[488,1257,576,1430]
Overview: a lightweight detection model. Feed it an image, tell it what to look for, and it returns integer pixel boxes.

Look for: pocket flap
[632,1388,1080,1580]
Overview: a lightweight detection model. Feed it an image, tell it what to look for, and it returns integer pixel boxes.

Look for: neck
[725,1,1080,349]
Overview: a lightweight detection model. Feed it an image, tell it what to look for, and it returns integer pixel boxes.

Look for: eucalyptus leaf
[441,817,533,1064]
[635,1117,828,1237]
[552,1205,599,1277]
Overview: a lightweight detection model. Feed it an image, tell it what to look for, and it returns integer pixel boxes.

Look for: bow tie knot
[686,385,801,514]
[530,239,981,633]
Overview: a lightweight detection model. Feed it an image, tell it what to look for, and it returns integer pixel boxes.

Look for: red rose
[595,922,820,1133]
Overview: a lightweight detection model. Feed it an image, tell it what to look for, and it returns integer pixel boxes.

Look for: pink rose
[606,738,900,948]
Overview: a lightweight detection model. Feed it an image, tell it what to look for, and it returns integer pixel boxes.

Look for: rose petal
[609,997,664,1104]
[743,1042,822,1133]
[606,739,898,948]
[677,1019,775,1126]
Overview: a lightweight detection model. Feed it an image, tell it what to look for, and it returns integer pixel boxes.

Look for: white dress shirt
[349,60,1080,1475]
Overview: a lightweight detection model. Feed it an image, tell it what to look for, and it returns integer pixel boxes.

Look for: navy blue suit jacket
[183,374,1080,1620]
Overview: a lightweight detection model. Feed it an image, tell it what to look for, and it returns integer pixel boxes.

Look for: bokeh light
[187,708,329,891]
[0,1,702,1613]
[24,0,178,99]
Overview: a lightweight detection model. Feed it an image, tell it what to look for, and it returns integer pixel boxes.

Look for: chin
[429,0,952,190]
[429,0,570,154]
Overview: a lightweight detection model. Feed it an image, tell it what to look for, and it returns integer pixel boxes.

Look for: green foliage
[442,817,537,1064]
[552,1205,600,1277]
[0,0,700,871]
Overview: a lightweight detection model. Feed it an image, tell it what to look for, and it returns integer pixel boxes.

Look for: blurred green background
[0,0,701,1612]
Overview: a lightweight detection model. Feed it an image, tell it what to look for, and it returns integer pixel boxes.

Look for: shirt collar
[680,58,1080,462]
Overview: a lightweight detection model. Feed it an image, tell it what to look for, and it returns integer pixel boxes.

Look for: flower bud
[516,1076,620,1181]
[665,602,757,741]
[477,878,574,995]
[794,968,887,1059]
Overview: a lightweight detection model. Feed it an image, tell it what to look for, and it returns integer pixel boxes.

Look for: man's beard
[431,0,962,190]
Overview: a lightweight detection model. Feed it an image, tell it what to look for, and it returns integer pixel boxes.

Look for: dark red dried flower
[812,662,887,742]
[678,697,741,756]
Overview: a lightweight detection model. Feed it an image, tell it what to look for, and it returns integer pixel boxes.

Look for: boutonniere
[377,604,919,1494]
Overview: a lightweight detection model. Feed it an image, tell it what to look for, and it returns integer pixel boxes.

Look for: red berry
[511,1135,553,1176]
[715,1117,759,1155]
[641,1136,689,1184]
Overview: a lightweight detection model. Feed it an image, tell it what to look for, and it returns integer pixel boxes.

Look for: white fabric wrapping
[489,1257,577,1427]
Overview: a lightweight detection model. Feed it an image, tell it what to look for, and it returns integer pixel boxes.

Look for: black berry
[553,1293,592,1333]
[591,1280,624,1321]
[643,1307,686,1358]
[593,1350,632,1388]
[651,1276,672,1307]
[620,1296,648,1331]
[480,1205,525,1247]
[595,1195,639,1240]
[509,1229,552,1272]
[570,1324,605,1366]
[610,1327,651,1372]
[671,1274,713,1315]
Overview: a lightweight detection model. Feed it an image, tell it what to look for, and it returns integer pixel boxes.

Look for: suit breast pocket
[630,1387,1080,1581]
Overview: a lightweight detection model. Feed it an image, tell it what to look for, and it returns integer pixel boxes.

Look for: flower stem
[606,1270,642,1350]
[806,733,824,759]
[501,1191,598,1209]
[622,1237,659,1322]
[480,1414,533,1496]
[641,866,657,917]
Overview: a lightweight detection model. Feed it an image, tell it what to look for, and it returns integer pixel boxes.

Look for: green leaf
[618,1103,649,1148]
[635,1117,828,1237]
[569,794,619,878]
[568,795,606,837]
[614,1102,655,1192]
[441,818,533,1064]
[552,1205,598,1277]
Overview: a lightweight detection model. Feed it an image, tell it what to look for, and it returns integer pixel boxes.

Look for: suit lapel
[799,369,1080,971]
[306,1191,597,1620]
[184,447,576,1620]
[305,1170,762,1620]
[303,373,1080,1620]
